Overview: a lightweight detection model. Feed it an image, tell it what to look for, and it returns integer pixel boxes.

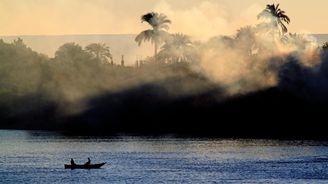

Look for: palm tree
[85,43,113,64]
[135,12,171,59]
[158,33,194,63]
[257,4,290,35]
[235,26,257,56]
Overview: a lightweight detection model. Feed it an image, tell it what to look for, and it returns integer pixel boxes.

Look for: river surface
[1,130,328,183]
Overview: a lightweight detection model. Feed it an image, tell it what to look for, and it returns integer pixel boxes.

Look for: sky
[0,0,327,37]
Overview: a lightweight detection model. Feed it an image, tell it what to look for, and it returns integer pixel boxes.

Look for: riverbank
[2,86,327,140]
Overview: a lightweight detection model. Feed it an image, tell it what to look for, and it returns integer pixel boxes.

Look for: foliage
[135,12,171,57]
[235,26,257,56]
[0,39,47,97]
[85,43,113,64]
[257,4,290,34]
[158,33,195,63]
[323,42,328,50]
[55,43,91,63]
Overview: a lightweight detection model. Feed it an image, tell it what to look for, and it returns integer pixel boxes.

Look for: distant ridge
[312,34,328,44]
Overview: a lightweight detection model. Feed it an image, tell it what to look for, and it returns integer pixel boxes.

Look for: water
[1,130,328,183]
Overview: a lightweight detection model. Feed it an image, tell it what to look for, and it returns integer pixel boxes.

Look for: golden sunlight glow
[0,0,327,36]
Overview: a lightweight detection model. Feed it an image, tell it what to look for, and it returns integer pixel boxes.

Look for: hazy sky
[0,0,327,37]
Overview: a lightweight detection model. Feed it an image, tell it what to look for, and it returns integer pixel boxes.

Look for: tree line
[1,3,328,135]
[135,4,328,63]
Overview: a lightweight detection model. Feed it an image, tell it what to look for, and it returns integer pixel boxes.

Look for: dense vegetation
[0,38,218,131]
[1,4,328,139]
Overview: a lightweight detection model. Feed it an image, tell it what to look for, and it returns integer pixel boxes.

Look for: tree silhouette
[85,43,113,64]
[158,33,194,63]
[55,43,91,64]
[257,4,290,35]
[323,42,328,50]
[53,42,97,81]
[135,12,171,59]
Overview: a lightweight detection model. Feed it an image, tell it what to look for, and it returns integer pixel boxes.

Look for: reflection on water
[1,130,328,183]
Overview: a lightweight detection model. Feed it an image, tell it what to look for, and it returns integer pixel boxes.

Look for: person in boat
[70,158,76,166]
[84,158,91,165]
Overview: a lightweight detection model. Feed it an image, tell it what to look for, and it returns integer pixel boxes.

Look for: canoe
[64,162,106,169]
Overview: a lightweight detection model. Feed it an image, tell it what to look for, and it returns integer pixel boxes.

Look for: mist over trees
[1,4,328,137]
[135,12,171,58]
[257,4,290,35]
[157,33,196,63]
[85,43,113,64]
[0,37,213,130]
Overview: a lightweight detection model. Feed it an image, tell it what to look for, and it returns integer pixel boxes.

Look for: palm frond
[279,22,288,34]
[135,29,155,46]
[158,14,171,24]
[141,12,171,29]
[257,10,271,20]
[141,12,156,23]
[258,3,291,34]
[280,14,290,24]
[159,24,170,30]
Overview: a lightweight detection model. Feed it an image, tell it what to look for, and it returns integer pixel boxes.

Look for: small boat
[64,162,106,169]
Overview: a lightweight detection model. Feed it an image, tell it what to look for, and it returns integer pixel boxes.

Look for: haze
[0,0,327,37]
